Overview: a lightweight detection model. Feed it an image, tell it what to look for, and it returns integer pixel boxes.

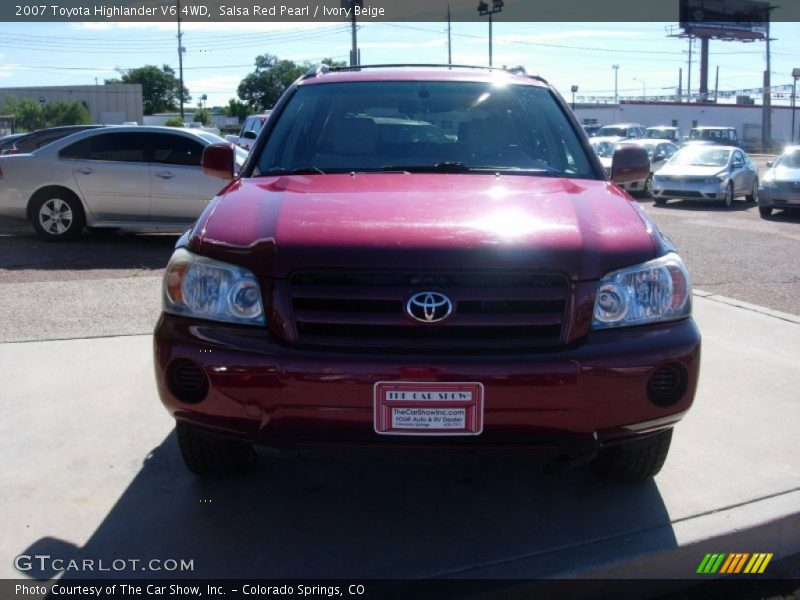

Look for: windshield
[592,140,616,158]
[689,128,732,141]
[632,142,657,158]
[670,146,731,167]
[254,81,594,177]
[596,125,626,138]
[646,128,672,139]
[776,150,800,169]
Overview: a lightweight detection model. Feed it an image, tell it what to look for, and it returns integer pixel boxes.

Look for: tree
[235,56,346,112]
[193,108,211,126]
[223,98,251,122]
[106,64,190,115]
[164,117,184,127]
[43,101,92,127]
[2,97,92,131]
[1,97,43,131]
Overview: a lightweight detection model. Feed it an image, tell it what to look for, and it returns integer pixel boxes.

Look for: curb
[694,289,800,325]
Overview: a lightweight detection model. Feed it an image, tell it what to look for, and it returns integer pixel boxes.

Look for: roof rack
[303,63,548,84]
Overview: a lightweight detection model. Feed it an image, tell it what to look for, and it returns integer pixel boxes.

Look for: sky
[1,20,799,109]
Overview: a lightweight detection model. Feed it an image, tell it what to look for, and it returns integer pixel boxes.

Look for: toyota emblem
[406,292,453,323]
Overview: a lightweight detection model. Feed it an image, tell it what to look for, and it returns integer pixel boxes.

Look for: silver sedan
[0,126,247,241]
[758,146,800,218]
[651,145,759,208]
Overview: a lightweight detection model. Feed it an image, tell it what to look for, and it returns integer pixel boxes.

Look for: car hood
[657,164,726,177]
[191,174,662,281]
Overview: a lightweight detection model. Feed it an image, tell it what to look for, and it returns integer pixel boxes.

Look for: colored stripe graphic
[699,553,773,574]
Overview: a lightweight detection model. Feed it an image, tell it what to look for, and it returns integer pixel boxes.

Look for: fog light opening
[647,363,687,407]
[167,358,209,404]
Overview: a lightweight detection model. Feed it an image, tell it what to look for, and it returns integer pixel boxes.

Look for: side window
[61,133,147,163]
[60,137,94,160]
[151,133,204,167]
[733,151,744,166]
[250,119,263,135]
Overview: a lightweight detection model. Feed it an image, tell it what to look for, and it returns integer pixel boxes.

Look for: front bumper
[759,188,800,209]
[154,314,701,454]
[652,179,726,201]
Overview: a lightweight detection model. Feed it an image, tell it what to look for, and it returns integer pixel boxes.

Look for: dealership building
[0,84,143,126]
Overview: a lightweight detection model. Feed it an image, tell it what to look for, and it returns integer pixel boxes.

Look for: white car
[0,126,247,241]
[651,145,758,207]
[592,138,678,197]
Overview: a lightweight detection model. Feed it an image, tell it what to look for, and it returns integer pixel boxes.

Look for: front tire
[759,206,773,218]
[31,194,85,241]
[643,174,653,198]
[593,429,673,481]
[723,182,734,208]
[176,422,255,477]
[745,179,758,203]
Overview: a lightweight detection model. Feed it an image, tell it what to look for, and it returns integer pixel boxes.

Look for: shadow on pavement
[644,199,759,213]
[19,432,676,580]
[0,217,179,273]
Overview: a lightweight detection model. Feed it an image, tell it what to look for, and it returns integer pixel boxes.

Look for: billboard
[680,0,770,40]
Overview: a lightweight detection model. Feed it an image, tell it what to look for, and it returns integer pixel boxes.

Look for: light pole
[477,0,504,67]
[612,64,619,104]
[792,68,800,144]
[633,77,646,100]
[39,95,46,129]
[571,85,578,110]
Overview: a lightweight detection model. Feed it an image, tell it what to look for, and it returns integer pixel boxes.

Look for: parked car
[0,125,104,155]
[688,126,740,147]
[0,126,247,240]
[651,145,758,207]
[154,65,699,482]
[593,139,678,196]
[758,146,800,217]
[231,113,272,151]
[645,126,683,145]
[582,124,602,137]
[591,123,646,140]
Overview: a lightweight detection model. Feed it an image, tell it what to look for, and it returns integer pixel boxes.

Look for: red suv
[154,65,700,480]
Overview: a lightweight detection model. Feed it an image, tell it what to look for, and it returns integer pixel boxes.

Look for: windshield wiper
[382,162,471,173]
[259,166,326,176]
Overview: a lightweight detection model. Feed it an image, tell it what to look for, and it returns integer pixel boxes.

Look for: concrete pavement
[0,294,798,588]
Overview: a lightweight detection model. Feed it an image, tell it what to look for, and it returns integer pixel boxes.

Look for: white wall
[574,102,798,149]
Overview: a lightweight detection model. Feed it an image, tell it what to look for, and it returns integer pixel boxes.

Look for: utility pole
[477,1,503,68]
[177,0,185,120]
[687,37,693,103]
[349,0,361,67]
[678,67,683,102]
[714,65,719,103]
[761,16,772,150]
[612,64,619,104]
[447,5,452,65]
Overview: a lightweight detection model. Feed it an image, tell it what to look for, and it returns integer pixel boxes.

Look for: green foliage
[44,101,92,126]
[192,108,211,126]
[164,117,185,127]
[223,98,251,121]
[106,64,190,115]
[236,56,346,112]
[2,97,92,131]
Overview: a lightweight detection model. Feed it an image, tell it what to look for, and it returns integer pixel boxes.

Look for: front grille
[663,189,703,198]
[659,176,706,183]
[289,271,569,350]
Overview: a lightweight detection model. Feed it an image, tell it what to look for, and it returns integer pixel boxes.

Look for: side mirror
[242,130,258,140]
[201,143,236,180]
[766,160,774,168]
[610,144,650,184]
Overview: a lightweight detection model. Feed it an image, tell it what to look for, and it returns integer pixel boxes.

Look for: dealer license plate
[373,382,484,436]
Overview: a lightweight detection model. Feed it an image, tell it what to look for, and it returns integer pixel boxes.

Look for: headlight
[592,253,691,330]
[704,176,725,184]
[760,179,775,190]
[163,248,265,325]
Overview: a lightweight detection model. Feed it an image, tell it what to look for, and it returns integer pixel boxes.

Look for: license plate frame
[373,381,484,436]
